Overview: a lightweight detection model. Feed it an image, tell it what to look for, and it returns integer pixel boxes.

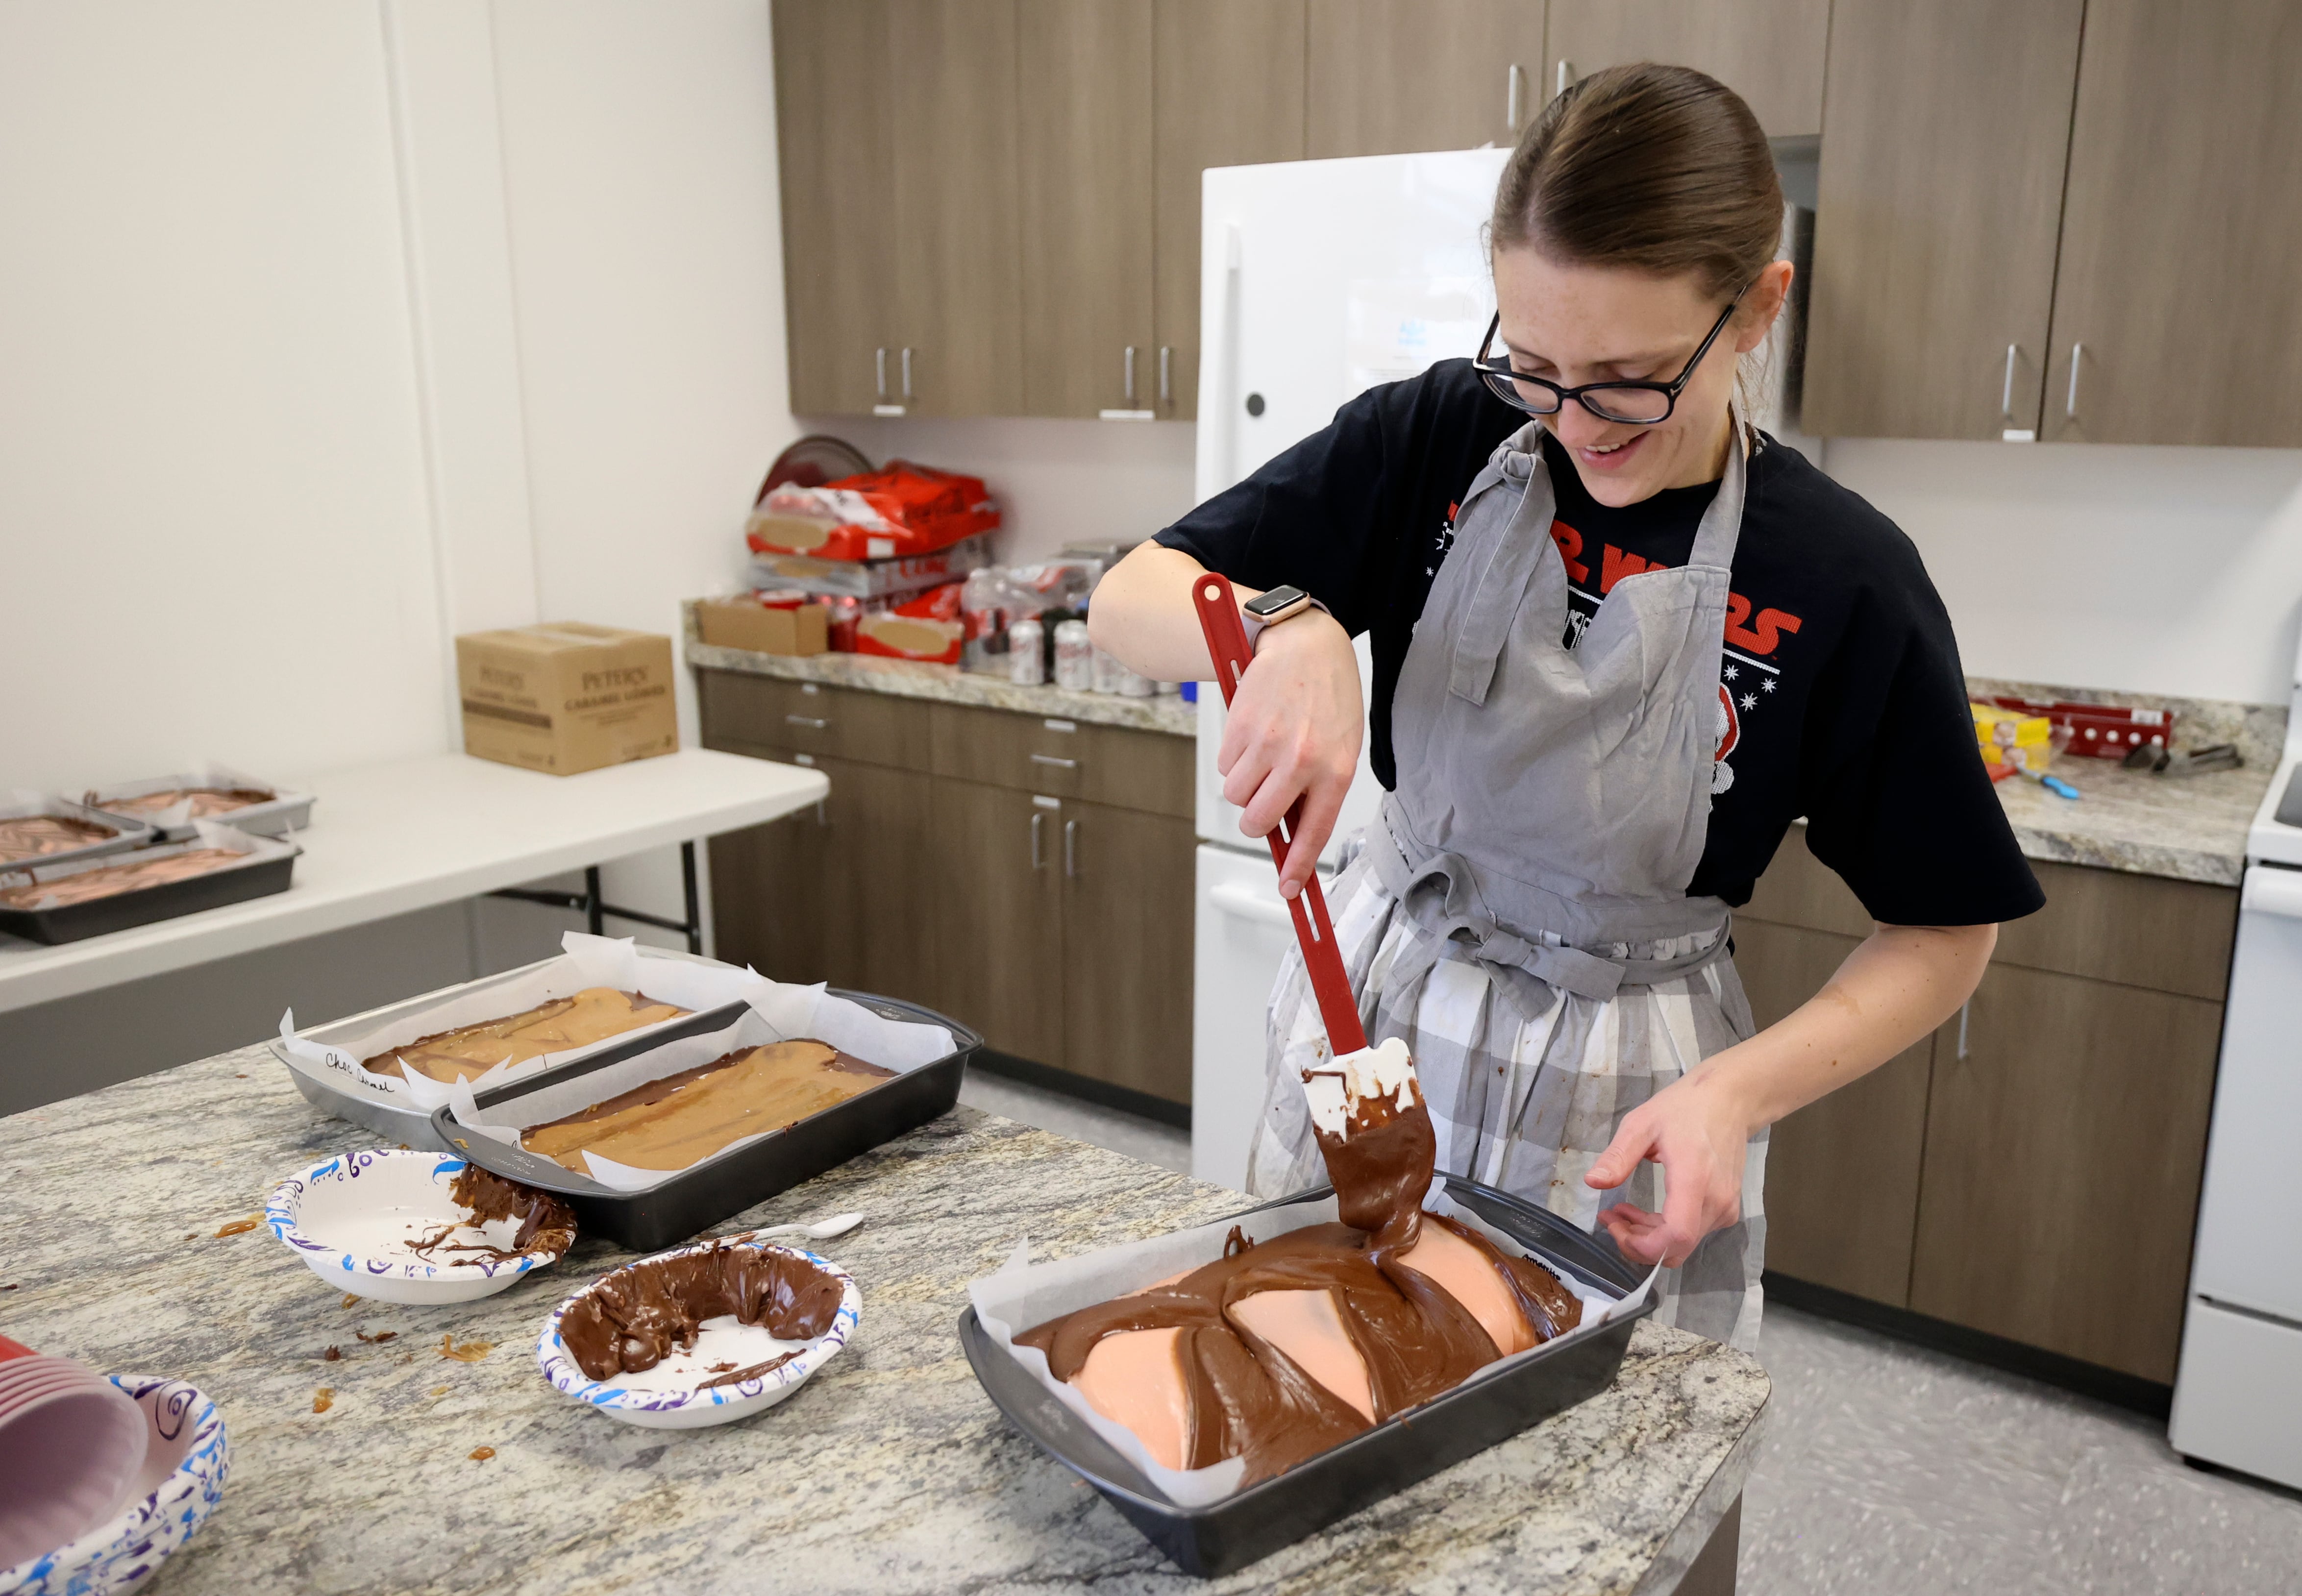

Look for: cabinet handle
[1124,345,1138,405]
[900,346,915,402]
[814,798,828,828]
[2064,343,2083,419]
[784,714,828,730]
[1556,60,1573,98]
[1956,1000,1972,1060]
[1030,810,1045,870]
[1159,345,1172,404]
[2001,344,2018,417]
[1029,753,1078,770]
[1507,63,1524,131]
[1064,818,1079,879]
[875,347,888,401]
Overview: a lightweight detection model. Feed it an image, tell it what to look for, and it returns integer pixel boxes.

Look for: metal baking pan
[269,948,765,1151]
[959,1175,1656,1579]
[0,829,298,945]
[0,792,156,870]
[430,990,980,1250]
[82,766,315,841]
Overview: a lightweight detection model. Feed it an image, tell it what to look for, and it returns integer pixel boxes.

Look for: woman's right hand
[1218,608,1362,898]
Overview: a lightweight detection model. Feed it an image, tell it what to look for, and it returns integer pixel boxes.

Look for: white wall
[1823,440,2302,706]
[0,1,451,793]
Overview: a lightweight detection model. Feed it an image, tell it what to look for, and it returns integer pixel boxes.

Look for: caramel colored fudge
[364,987,687,1084]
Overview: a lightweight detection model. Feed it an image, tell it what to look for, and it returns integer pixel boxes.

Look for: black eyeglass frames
[1473,287,1749,425]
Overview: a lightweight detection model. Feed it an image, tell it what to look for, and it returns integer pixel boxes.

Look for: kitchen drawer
[1743,826,2238,1002]
[930,701,1192,818]
[697,671,932,771]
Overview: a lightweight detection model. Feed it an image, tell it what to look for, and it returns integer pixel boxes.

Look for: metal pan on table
[959,1174,1657,1579]
[430,990,981,1250]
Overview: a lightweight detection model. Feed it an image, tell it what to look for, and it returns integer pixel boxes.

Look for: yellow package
[1972,704,2053,773]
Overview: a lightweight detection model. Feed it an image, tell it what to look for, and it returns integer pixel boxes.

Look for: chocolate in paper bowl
[535,1240,860,1431]
[0,1375,229,1596]
[265,1149,570,1305]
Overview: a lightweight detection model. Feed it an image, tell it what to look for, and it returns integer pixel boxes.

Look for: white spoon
[732,1211,864,1245]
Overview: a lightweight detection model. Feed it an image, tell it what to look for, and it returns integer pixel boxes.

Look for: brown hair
[1491,63,1781,305]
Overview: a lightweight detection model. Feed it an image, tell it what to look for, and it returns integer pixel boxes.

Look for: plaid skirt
[1244,843,1770,1350]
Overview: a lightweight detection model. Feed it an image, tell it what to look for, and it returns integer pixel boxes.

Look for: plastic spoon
[733,1211,864,1244]
[1189,574,1424,1193]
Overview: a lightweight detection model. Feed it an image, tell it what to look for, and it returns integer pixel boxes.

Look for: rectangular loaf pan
[81,765,314,841]
[0,792,157,871]
[0,825,297,945]
[431,989,981,1250]
[959,1175,1656,1579]
[269,943,779,1152]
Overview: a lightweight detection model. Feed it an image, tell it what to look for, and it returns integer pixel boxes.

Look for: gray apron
[1246,419,1769,1349]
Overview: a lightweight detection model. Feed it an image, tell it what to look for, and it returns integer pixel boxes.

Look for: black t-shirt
[1155,359,2044,926]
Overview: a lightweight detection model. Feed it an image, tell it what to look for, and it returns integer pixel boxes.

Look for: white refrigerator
[1188,149,1508,1191]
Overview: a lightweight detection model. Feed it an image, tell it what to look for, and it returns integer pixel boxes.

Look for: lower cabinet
[1744,827,2236,1386]
[702,672,1196,1110]
[1733,917,1932,1309]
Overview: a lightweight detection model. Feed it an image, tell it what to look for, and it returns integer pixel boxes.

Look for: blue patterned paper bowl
[266,1148,570,1305]
[536,1240,860,1431]
[0,1376,228,1596]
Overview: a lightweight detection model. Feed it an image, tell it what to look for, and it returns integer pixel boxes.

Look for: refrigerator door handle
[1210,880,1293,928]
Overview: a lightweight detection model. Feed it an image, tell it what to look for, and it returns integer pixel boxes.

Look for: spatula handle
[1191,573,1369,1056]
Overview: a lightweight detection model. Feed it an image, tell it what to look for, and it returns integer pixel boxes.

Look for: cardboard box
[456,623,678,777]
[695,595,829,657]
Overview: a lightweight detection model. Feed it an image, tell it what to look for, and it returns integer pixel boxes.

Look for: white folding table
[0,748,827,1016]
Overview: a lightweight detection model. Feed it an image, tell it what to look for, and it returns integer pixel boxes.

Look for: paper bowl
[536,1241,859,1430]
[266,1148,571,1304]
[0,1375,228,1596]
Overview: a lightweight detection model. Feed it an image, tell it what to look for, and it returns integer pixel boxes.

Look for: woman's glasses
[1473,288,1747,424]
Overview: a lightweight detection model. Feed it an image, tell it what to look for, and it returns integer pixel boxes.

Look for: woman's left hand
[1582,1071,1754,1268]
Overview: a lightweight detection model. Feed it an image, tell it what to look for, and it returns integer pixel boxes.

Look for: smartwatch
[1240,584,1326,649]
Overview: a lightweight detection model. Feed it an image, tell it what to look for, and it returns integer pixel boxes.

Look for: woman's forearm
[1088,542,1262,683]
[1698,921,1998,1129]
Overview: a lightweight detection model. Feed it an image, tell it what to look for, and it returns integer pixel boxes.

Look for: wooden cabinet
[1908,961,2225,1384]
[1801,0,2086,441]
[771,0,894,415]
[2042,0,2302,447]
[928,778,1068,1065]
[1543,0,1830,138]
[1017,0,1156,418]
[1306,0,1545,159]
[1060,798,1196,1102]
[1734,915,1933,1309]
[708,750,938,1004]
[700,671,1196,1109]
[1745,826,2239,1388]
[771,0,1022,417]
[1153,0,1307,422]
[887,0,1024,417]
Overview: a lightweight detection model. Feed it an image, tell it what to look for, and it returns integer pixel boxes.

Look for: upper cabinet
[1306,0,1546,160]
[773,0,895,416]
[1543,0,1831,139]
[1016,0,1157,418]
[1153,0,1307,423]
[1800,0,2085,441]
[2043,0,2302,448]
[774,0,1022,417]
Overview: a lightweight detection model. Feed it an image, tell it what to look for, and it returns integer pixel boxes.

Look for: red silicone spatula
[1191,573,1369,1056]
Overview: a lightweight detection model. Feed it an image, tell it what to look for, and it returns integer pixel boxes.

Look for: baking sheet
[966,1190,1657,1508]
[0,789,154,868]
[81,763,313,840]
[0,818,284,907]
[443,984,957,1192]
[275,932,774,1112]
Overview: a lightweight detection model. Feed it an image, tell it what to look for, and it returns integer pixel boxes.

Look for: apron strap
[1368,819,1732,1018]
[1448,425,1555,708]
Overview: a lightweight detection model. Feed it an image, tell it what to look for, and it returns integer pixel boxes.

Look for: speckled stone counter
[1970,678,2285,887]
[1,1046,1766,1595]
[684,602,1195,737]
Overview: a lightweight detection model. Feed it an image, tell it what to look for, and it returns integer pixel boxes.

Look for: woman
[1089,64,2042,1350]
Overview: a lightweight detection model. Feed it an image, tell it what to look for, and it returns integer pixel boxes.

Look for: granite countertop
[0,1047,1767,1595]
[683,601,1195,737]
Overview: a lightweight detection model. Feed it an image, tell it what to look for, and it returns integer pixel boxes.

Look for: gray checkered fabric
[1244,840,1770,1351]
